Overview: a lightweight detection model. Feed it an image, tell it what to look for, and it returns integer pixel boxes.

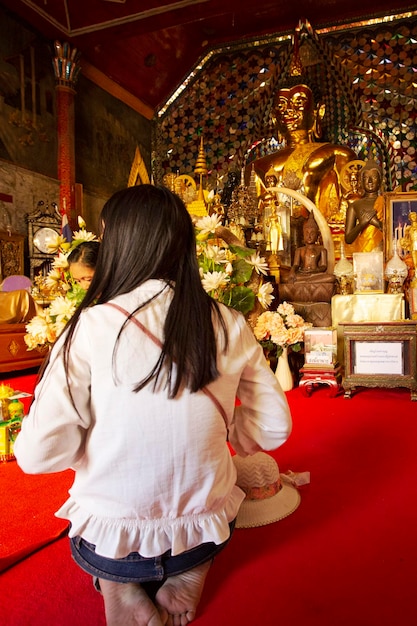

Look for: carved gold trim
[8,340,20,357]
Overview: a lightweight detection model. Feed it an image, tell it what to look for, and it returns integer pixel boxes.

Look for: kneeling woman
[15,185,292,626]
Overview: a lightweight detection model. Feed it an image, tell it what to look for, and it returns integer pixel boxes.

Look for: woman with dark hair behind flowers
[67,240,100,291]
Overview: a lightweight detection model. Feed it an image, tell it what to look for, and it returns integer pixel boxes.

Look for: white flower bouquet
[195,214,274,315]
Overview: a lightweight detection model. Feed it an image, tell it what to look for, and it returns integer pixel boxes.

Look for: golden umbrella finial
[194,137,208,203]
[289,27,303,77]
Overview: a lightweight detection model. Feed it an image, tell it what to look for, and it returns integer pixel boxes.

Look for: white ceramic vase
[275,346,293,391]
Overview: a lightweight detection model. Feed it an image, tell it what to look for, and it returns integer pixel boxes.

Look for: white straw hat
[233,452,301,528]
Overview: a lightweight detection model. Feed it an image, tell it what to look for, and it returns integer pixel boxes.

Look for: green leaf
[66,284,87,307]
[220,286,255,315]
[229,244,252,259]
[232,258,253,284]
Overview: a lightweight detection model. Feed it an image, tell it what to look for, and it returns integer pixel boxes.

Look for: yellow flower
[47,233,67,254]
[0,384,14,400]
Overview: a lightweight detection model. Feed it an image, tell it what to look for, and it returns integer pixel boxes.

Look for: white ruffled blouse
[15,280,291,559]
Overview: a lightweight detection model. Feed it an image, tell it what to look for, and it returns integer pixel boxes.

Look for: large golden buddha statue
[252,80,357,222]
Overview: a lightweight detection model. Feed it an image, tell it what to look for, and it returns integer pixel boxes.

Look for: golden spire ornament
[288,27,303,77]
[194,137,208,199]
[187,136,208,217]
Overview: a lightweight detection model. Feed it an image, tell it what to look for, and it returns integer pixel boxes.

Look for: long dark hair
[67,240,100,269]
[60,184,228,398]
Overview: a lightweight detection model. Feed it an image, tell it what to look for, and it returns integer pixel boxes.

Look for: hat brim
[235,482,301,529]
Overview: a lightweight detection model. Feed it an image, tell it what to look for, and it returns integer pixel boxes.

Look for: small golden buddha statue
[258,169,280,239]
[333,159,365,225]
[265,204,284,255]
[400,211,417,286]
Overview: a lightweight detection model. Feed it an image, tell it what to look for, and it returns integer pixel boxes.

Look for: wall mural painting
[0,10,57,178]
[75,77,151,199]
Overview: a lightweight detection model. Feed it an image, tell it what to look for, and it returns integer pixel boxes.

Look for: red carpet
[0,462,73,573]
[0,371,73,573]
[0,373,416,625]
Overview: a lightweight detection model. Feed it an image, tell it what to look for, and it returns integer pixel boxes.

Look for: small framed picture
[304,327,337,366]
[385,191,417,260]
[353,251,384,294]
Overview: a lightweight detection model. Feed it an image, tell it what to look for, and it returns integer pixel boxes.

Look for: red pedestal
[299,364,342,397]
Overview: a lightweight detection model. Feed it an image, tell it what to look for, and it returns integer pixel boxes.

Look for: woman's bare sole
[99,578,168,626]
[155,560,211,626]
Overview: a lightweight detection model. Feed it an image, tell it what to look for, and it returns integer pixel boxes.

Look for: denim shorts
[70,520,235,585]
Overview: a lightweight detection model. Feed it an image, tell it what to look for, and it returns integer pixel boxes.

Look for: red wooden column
[52,42,81,231]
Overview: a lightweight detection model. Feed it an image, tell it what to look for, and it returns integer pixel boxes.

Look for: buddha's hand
[358,208,376,226]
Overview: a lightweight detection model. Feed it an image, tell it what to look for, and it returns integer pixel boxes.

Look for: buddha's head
[272,82,325,144]
[265,168,278,188]
[360,160,382,195]
[303,211,320,244]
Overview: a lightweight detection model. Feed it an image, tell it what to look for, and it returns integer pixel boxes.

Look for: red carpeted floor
[0,372,416,625]
[0,462,73,572]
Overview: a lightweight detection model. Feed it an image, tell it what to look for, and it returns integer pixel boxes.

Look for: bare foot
[99,578,168,626]
[155,560,211,626]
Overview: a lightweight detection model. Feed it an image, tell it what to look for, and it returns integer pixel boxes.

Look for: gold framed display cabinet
[342,321,417,401]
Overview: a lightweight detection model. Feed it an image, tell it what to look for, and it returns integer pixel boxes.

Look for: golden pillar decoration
[52,41,81,230]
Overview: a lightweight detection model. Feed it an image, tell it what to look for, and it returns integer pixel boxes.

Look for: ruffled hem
[55,485,245,559]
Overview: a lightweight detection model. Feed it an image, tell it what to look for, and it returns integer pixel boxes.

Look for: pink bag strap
[106,302,229,434]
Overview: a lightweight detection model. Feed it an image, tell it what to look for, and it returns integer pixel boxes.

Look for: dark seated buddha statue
[279,211,337,305]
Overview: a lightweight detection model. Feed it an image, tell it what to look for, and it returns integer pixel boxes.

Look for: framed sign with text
[342,321,417,401]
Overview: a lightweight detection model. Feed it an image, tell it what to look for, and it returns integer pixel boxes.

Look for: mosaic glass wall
[154,16,417,194]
